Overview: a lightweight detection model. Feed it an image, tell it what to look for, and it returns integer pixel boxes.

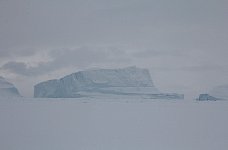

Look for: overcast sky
[0,0,228,98]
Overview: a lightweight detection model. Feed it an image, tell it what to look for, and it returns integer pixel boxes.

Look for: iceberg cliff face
[34,67,183,99]
[0,76,21,97]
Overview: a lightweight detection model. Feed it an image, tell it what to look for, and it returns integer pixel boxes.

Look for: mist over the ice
[0,0,228,97]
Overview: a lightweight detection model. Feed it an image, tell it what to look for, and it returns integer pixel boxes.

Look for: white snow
[0,98,228,150]
[0,76,21,97]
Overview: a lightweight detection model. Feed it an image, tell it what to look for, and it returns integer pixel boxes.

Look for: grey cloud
[1,61,50,76]
[179,65,228,72]
[2,62,28,75]
[1,0,227,50]
[132,49,185,58]
[0,48,36,58]
[48,46,131,67]
[151,65,228,72]
[1,46,131,76]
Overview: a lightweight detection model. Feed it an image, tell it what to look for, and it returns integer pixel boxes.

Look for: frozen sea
[0,98,228,150]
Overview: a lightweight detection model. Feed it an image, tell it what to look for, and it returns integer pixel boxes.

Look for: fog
[0,0,228,97]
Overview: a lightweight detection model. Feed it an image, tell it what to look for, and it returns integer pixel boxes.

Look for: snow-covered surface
[34,67,183,99]
[209,85,228,100]
[0,97,228,150]
[0,76,21,97]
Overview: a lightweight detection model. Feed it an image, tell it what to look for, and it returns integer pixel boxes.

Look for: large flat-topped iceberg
[34,67,183,99]
[0,76,21,97]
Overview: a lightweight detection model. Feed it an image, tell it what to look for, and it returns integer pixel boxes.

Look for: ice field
[0,98,228,150]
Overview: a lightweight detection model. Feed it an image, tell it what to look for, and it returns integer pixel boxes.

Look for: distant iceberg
[0,76,21,97]
[197,94,218,101]
[34,66,184,99]
[197,84,228,101]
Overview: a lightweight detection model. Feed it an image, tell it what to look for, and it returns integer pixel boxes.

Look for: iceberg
[34,66,184,99]
[197,94,218,101]
[0,76,21,97]
[197,84,228,101]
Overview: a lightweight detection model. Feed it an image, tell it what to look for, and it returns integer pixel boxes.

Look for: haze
[0,0,228,98]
